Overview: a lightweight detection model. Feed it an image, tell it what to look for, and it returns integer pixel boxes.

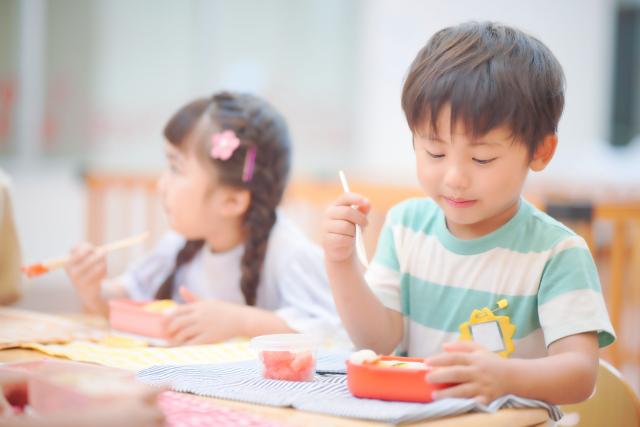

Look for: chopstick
[21,232,150,278]
[338,171,369,267]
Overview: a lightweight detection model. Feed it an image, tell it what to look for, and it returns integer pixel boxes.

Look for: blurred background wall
[1,0,640,387]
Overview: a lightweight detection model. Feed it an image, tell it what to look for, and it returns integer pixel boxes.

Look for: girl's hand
[424,341,511,405]
[64,242,108,313]
[163,287,246,346]
[322,192,371,263]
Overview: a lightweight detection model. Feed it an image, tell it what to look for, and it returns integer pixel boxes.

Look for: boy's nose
[443,165,471,189]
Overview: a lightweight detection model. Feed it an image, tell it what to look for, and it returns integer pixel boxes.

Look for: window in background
[611,2,640,147]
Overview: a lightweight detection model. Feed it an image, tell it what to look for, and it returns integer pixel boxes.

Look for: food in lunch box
[348,349,381,365]
[142,300,177,312]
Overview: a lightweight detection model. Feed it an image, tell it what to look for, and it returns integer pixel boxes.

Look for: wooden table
[0,314,550,427]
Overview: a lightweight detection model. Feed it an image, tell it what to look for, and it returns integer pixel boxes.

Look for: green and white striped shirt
[365,197,615,358]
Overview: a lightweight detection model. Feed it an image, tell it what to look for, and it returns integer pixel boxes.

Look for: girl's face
[157,142,246,240]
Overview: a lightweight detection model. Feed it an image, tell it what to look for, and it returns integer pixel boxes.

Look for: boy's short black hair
[402,21,565,161]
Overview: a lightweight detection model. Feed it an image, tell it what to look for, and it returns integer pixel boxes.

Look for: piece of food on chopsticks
[21,232,149,278]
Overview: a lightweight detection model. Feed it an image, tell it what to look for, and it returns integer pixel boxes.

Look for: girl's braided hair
[154,92,291,305]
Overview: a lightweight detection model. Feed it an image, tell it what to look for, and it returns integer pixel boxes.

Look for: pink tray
[1,360,141,415]
[108,299,172,341]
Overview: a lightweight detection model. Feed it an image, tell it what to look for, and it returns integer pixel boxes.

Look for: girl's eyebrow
[166,152,183,162]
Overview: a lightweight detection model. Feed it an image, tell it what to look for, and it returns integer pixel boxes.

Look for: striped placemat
[137,350,562,425]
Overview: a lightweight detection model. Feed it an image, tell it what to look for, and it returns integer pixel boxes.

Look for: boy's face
[414,105,532,238]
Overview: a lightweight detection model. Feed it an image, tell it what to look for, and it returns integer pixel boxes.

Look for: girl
[65,92,345,346]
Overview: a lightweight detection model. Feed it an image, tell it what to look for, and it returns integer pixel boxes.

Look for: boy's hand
[64,243,108,310]
[163,287,245,345]
[425,341,511,405]
[322,192,371,263]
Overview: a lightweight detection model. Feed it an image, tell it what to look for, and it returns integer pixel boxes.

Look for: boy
[322,21,615,405]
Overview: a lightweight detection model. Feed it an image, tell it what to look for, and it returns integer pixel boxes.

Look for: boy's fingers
[325,233,356,248]
[442,340,486,353]
[432,383,479,400]
[328,206,369,227]
[332,193,372,212]
[326,219,357,237]
[425,352,472,367]
[426,366,473,384]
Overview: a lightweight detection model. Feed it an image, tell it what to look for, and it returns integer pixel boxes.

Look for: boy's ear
[530,134,558,172]
[219,187,251,218]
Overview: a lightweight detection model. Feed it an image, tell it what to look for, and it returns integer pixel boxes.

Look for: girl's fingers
[170,324,200,345]
[426,365,473,384]
[425,352,472,367]
[328,205,369,227]
[73,252,105,280]
[80,257,107,284]
[164,310,196,336]
[69,243,95,261]
[162,305,191,326]
[332,193,372,214]
[432,383,480,400]
[185,333,212,346]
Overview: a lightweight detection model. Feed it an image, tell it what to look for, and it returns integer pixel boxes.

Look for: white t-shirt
[117,214,349,345]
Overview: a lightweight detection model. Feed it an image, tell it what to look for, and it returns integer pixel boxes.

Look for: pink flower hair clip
[210,130,241,161]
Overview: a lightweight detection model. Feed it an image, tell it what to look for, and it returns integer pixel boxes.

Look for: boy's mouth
[444,197,477,208]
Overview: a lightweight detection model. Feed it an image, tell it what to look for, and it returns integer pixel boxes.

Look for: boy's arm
[322,192,404,354]
[426,331,599,405]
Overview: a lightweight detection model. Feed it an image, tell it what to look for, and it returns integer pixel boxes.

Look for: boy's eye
[426,151,444,159]
[170,165,181,174]
[473,158,497,165]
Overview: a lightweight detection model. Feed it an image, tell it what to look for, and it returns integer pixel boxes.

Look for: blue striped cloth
[136,350,562,425]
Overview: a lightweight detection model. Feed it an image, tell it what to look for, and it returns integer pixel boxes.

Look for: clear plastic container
[250,334,324,382]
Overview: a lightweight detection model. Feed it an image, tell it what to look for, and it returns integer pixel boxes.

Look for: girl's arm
[322,192,404,354]
[426,331,599,405]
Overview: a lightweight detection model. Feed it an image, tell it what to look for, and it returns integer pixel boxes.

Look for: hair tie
[210,130,240,161]
[242,145,257,182]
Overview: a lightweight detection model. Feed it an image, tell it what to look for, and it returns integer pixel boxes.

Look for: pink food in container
[250,334,324,382]
[108,299,178,346]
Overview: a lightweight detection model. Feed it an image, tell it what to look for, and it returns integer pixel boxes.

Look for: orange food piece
[259,350,316,382]
[21,264,49,278]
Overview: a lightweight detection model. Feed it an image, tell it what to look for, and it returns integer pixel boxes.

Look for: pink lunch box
[108,299,172,345]
[0,360,141,415]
